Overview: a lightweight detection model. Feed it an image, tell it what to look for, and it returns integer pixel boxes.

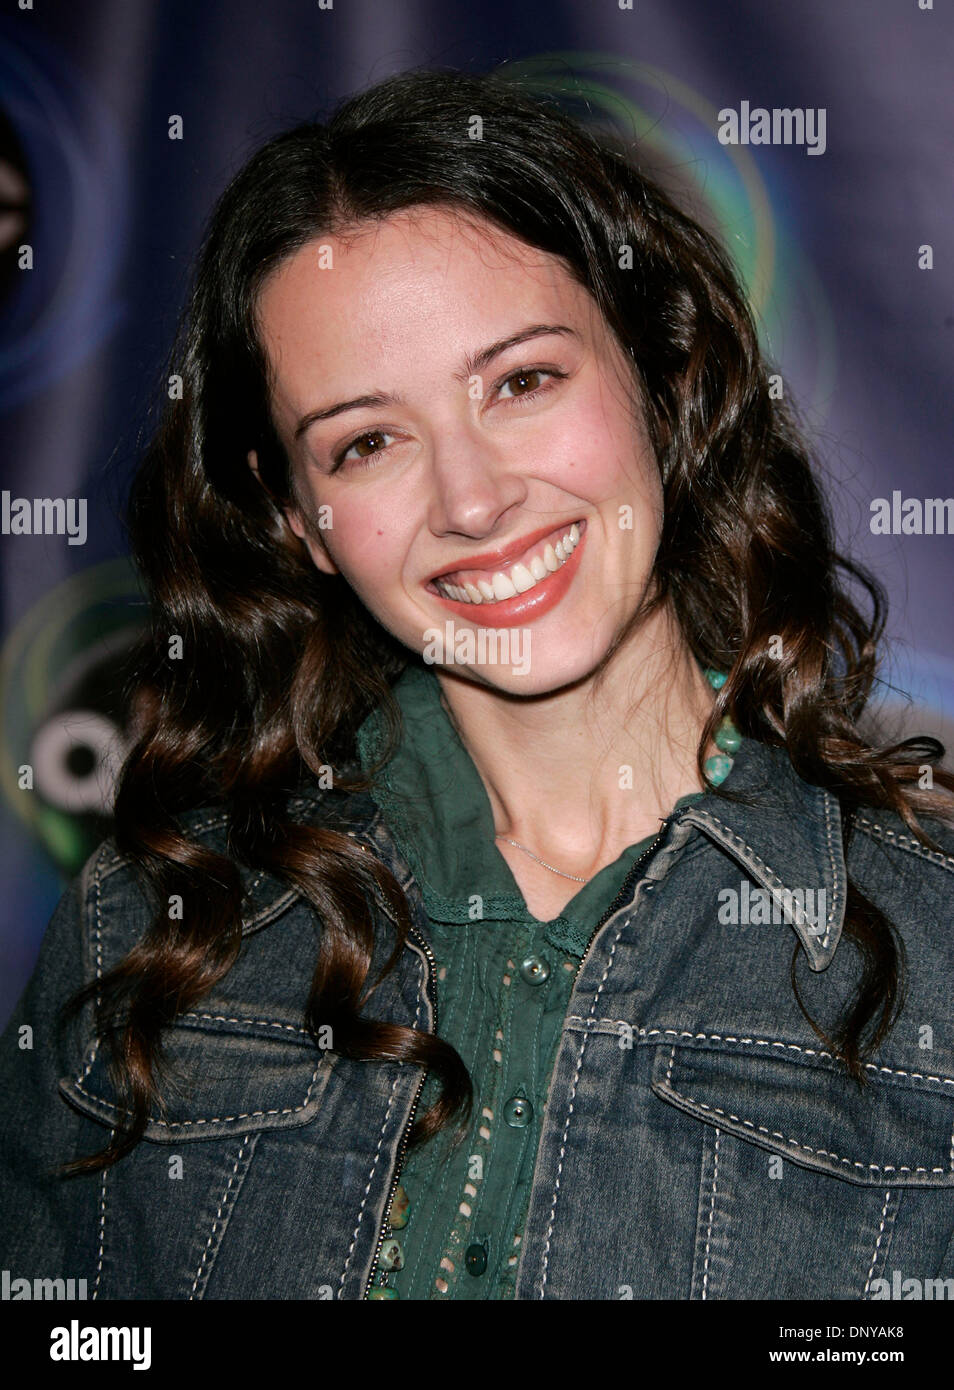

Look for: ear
[247,449,339,576]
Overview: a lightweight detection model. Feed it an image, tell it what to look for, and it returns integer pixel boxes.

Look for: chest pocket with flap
[649,1040,954,1298]
[59,1012,334,1142]
[651,1042,954,1186]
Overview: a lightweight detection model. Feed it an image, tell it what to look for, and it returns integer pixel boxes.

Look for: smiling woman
[3,65,954,1303]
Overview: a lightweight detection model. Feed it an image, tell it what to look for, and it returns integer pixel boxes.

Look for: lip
[424,518,584,584]
[425,518,587,628]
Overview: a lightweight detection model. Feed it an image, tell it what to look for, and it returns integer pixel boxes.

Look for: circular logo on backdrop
[0,558,148,875]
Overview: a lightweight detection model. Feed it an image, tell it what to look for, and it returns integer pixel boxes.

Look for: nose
[425,415,526,541]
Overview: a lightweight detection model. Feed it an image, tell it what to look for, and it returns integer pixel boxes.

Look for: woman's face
[253,206,664,695]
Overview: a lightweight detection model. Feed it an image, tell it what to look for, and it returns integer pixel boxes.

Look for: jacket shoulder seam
[92,791,337,880]
[854,814,954,875]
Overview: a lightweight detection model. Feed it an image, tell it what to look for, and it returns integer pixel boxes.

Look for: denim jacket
[2,735,954,1300]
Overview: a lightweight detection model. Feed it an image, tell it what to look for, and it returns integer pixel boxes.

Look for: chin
[448,650,604,698]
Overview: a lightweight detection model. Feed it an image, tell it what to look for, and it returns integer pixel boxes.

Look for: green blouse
[355,661,702,1299]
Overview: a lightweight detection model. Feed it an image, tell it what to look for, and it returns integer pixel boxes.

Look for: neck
[434,604,716,879]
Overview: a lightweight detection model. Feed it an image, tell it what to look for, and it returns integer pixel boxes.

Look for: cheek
[550,391,657,497]
[321,498,411,603]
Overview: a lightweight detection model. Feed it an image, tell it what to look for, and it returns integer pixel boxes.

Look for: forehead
[254,206,598,381]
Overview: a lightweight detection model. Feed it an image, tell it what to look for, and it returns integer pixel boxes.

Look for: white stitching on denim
[701,1124,720,1301]
[189,1133,255,1299]
[76,844,322,1089]
[71,1059,327,1128]
[91,844,106,983]
[561,1023,954,1088]
[337,947,426,1298]
[77,847,110,1088]
[689,808,836,956]
[863,1191,893,1297]
[337,1076,402,1300]
[537,883,643,1297]
[240,888,301,933]
[820,791,839,948]
[855,816,954,871]
[98,811,229,875]
[661,1081,948,1174]
[179,1013,312,1036]
[91,1157,109,1301]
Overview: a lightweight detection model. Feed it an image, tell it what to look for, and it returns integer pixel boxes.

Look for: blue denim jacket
[2,735,954,1300]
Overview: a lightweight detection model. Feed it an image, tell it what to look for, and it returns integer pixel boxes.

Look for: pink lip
[426,519,587,627]
[424,518,584,584]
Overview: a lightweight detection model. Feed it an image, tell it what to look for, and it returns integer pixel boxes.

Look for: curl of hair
[58,66,954,1177]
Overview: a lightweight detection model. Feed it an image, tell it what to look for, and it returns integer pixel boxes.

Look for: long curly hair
[59,64,954,1177]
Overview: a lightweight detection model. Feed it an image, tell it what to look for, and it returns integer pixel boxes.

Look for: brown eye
[500,368,545,398]
[334,428,395,470]
[352,431,387,457]
[496,366,565,405]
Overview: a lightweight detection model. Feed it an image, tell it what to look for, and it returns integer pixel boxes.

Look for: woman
[2,66,954,1303]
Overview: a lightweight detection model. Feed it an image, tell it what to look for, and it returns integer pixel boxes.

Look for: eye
[496,366,563,402]
[331,365,566,471]
[333,428,394,470]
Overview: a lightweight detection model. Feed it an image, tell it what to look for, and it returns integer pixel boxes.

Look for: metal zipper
[362,914,437,1299]
[573,811,680,984]
[360,811,679,1295]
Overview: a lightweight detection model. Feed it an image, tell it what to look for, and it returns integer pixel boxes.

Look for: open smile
[424,519,587,627]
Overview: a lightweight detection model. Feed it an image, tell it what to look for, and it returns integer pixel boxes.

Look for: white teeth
[529,554,548,581]
[434,522,584,604]
[510,562,536,594]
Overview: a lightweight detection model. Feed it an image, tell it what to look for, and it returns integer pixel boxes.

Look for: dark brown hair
[60,65,954,1176]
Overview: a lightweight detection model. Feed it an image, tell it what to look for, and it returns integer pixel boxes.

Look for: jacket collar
[671,736,847,971]
[235,733,847,973]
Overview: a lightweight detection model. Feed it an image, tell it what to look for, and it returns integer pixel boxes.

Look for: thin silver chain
[488,671,735,888]
[494,835,589,882]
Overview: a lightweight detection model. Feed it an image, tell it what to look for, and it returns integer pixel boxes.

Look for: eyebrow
[293,323,580,440]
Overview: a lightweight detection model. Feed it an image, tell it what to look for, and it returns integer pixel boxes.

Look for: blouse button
[465,1242,488,1276]
[503,1096,533,1128]
[519,955,550,986]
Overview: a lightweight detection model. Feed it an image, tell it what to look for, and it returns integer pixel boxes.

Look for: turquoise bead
[389,1184,409,1230]
[704,754,733,786]
[714,717,741,754]
[367,1285,399,1300]
[704,668,727,689]
[378,1238,404,1271]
